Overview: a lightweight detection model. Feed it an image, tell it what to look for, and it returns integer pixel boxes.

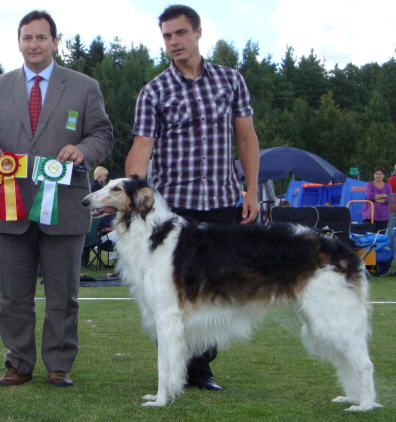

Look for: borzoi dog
[82,176,381,411]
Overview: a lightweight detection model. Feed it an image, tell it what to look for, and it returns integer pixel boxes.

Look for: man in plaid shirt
[125,4,259,391]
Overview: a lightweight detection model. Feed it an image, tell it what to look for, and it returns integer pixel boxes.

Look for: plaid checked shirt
[132,60,253,210]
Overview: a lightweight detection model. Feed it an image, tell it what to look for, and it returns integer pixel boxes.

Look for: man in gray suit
[0,10,113,386]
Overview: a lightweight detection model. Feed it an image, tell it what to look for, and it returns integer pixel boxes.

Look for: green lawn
[0,272,395,421]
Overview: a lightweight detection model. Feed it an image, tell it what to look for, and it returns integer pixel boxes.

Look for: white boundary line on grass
[35,297,135,301]
[34,298,396,303]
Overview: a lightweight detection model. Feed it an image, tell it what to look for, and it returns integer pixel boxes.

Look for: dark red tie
[28,75,42,136]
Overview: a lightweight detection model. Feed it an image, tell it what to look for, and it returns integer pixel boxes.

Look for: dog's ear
[133,186,154,220]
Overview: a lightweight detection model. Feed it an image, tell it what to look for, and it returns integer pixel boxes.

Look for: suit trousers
[172,205,243,383]
[0,223,85,374]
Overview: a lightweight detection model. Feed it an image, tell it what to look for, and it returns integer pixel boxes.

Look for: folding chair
[98,229,117,268]
[259,200,275,226]
[82,216,116,270]
[82,217,103,270]
[347,200,376,234]
[315,206,352,245]
[319,201,394,275]
[313,204,378,274]
[270,206,319,228]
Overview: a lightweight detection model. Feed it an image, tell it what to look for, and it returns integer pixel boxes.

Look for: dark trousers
[172,205,242,383]
[0,224,84,374]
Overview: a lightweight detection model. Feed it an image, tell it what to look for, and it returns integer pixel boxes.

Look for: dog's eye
[112,186,122,192]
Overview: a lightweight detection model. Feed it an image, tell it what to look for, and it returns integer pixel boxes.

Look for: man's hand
[57,145,84,165]
[241,190,259,224]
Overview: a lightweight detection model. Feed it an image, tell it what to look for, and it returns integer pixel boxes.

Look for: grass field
[0,271,395,421]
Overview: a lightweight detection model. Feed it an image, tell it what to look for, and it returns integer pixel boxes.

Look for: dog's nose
[81,198,90,207]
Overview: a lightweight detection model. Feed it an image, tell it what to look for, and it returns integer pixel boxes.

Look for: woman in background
[362,165,392,232]
[91,166,108,192]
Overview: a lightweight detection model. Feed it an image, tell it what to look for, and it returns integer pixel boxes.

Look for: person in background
[362,166,392,232]
[91,166,109,192]
[91,166,114,237]
[125,4,259,391]
[82,166,113,265]
[386,164,396,268]
[0,10,113,387]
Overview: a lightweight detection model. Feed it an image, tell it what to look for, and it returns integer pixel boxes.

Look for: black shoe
[188,376,223,391]
[205,377,223,391]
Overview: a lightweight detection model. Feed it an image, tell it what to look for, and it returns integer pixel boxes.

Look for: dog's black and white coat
[82,176,381,411]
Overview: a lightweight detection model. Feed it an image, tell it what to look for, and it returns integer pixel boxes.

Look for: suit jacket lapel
[10,67,32,138]
[34,63,66,141]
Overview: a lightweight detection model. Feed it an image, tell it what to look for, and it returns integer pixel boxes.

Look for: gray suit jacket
[0,63,113,235]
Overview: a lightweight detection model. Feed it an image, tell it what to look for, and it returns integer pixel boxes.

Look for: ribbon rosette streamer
[29,157,67,225]
[0,152,27,221]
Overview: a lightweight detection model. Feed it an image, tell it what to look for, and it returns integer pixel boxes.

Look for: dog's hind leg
[332,345,382,412]
[142,311,189,407]
[298,275,381,411]
[301,320,380,411]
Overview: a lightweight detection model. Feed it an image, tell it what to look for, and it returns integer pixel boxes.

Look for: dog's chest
[116,227,174,279]
[116,234,149,270]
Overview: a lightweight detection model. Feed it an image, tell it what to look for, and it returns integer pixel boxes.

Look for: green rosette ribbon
[28,157,67,225]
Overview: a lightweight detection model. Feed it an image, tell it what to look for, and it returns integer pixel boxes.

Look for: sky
[1,0,396,72]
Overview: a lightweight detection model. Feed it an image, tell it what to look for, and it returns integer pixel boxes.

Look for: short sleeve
[132,86,159,138]
[232,71,253,118]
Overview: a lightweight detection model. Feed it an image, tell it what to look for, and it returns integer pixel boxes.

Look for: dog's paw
[332,395,359,404]
[141,394,169,407]
[142,394,157,401]
[345,402,383,412]
[332,396,350,403]
[345,405,370,412]
[141,400,167,407]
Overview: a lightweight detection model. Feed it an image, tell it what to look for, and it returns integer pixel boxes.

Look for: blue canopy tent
[254,146,345,184]
[235,146,346,222]
[236,146,345,184]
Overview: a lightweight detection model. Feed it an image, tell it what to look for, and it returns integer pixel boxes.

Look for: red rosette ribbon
[0,152,26,220]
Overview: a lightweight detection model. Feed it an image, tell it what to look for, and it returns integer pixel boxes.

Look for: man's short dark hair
[159,5,201,31]
[18,10,57,40]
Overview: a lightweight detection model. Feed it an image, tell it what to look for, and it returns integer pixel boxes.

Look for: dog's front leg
[141,331,169,406]
[142,312,187,407]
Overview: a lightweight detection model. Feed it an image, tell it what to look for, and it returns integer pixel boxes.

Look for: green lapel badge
[66,110,78,131]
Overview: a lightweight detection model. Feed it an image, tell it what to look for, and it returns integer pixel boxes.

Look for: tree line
[2,36,396,182]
